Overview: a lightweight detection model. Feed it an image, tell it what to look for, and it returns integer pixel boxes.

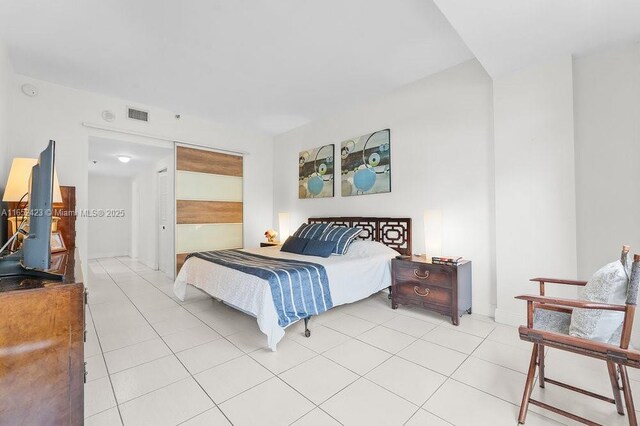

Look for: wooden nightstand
[391,255,472,325]
[260,241,280,247]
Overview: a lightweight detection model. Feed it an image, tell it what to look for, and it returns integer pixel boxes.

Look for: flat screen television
[0,140,61,279]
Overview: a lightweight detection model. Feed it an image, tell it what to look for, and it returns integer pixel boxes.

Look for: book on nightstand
[432,256,463,266]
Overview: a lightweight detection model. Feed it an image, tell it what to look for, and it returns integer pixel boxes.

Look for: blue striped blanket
[187,250,333,327]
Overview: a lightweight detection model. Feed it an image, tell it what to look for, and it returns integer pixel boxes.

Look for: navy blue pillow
[302,239,338,258]
[280,236,309,254]
[292,222,332,240]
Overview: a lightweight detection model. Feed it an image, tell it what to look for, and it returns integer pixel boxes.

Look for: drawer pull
[413,269,430,279]
[413,286,430,297]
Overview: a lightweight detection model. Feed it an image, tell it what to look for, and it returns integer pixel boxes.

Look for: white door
[157,169,170,274]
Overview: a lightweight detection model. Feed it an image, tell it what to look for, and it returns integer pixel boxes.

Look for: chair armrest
[515,294,626,312]
[518,326,640,366]
[530,277,588,286]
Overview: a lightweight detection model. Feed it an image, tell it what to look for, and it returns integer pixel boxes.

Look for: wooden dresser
[391,256,472,325]
[0,250,84,425]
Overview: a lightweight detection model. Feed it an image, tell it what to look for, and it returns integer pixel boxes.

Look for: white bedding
[174,240,398,350]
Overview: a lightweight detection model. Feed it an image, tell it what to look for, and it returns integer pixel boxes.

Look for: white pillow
[345,240,400,258]
[569,254,630,344]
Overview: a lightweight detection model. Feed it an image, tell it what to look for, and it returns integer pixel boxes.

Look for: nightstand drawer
[395,282,452,306]
[393,262,453,289]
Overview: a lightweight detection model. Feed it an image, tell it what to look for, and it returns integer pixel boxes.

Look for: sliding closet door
[175,145,243,273]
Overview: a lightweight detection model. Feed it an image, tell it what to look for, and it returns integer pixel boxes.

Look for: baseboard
[494,307,524,327]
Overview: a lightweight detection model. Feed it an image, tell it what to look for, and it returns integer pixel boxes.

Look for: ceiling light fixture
[117,155,131,163]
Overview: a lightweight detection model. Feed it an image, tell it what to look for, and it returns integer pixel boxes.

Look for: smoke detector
[21,83,38,97]
[102,110,116,122]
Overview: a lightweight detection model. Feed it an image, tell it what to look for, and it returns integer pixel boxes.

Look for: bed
[174,217,412,350]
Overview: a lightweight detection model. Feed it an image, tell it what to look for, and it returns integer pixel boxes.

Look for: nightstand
[260,241,280,247]
[391,255,472,325]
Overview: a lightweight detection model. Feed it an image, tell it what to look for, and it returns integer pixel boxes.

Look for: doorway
[87,136,175,277]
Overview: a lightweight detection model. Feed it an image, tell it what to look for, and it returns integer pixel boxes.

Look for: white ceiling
[2,1,638,135]
[0,0,473,135]
[88,137,173,178]
[433,0,640,76]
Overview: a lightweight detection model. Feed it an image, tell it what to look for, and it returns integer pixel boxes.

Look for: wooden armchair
[516,248,640,425]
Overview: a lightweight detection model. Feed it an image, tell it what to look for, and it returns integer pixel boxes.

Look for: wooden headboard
[307,217,412,256]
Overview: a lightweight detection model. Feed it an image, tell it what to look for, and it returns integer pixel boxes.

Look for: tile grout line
[420,318,495,412]
[97,262,434,415]
[419,322,564,426]
[91,257,545,426]
[96,257,318,422]
[92,258,221,422]
[84,280,126,425]
[106,256,239,425]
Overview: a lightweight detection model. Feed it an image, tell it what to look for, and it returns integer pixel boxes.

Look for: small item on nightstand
[432,256,463,266]
[260,241,280,248]
[264,229,278,243]
[395,255,411,260]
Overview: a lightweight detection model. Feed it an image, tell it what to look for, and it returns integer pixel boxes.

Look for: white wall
[493,56,578,325]
[574,42,640,278]
[0,41,13,243]
[573,43,640,344]
[131,154,174,272]
[87,175,132,258]
[6,75,274,272]
[273,60,497,316]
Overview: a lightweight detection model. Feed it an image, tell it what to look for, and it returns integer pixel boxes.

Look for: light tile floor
[84,257,640,426]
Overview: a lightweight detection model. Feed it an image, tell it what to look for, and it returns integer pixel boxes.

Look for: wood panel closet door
[175,146,243,273]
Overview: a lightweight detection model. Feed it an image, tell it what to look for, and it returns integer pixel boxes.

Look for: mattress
[174,240,398,350]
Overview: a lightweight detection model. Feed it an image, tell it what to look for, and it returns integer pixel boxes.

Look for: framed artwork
[51,231,67,253]
[340,129,391,196]
[299,144,334,198]
[50,252,67,271]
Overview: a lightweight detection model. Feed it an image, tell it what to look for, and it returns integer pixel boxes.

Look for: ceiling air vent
[127,107,149,122]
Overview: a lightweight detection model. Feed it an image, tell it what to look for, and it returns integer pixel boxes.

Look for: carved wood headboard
[307,217,412,256]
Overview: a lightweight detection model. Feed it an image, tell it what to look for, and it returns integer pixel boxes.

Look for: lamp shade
[2,158,63,203]
[278,212,291,241]
[424,209,443,258]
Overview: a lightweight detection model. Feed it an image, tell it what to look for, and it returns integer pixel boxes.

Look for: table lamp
[278,212,291,241]
[424,209,443,259]
[2,158,63,249]
[3,158,62,204]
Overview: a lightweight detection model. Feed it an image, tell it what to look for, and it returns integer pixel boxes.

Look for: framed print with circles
[298,144,334,199]
[340,129,391,197]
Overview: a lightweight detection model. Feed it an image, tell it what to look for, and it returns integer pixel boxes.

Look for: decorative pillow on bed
[318,226,362,255]
[292,222,332,240]
[280,236,309,254]
[302,239,338,257]
[569,253,631,344]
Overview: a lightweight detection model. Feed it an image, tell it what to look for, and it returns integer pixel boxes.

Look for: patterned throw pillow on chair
[569,252,631,344]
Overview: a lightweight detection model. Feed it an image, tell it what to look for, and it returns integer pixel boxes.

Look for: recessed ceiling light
[117,155,131,163]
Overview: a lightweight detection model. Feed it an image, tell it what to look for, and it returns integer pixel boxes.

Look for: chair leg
[538,344,545,388]
[518,344,539,424]
[619,365,638,426]
[607,361,625,415]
